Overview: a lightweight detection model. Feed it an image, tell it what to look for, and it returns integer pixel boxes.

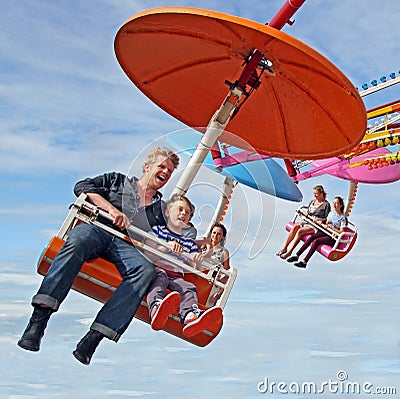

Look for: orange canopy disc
[115,7,367,160]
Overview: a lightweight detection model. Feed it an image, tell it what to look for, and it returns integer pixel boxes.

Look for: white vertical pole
[172,87,244,197]
[205,177,235,236]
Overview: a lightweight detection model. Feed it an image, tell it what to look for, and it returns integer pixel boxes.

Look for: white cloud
[307,298,378,305]
[106,390,156,397]
[75,317,95,326]
[310,350,363,358]
[164,346,190,353]
[0,336,18,344]
[0,303,32,319]
[170,368,199,375]
[0,273,39,287]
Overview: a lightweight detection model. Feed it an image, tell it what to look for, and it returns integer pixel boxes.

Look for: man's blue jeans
[32,224,155,341]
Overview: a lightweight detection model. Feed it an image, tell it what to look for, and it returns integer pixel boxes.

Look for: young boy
[145,194,223,337]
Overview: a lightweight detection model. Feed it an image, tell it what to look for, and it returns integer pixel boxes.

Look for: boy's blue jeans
[32,224,155,341]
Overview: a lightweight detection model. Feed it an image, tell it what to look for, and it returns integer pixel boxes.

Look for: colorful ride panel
[311,148,400,184]
[167,131,303,202]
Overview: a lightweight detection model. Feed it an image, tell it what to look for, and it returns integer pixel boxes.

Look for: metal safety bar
[293,206,357,253]
[55,194,237,308]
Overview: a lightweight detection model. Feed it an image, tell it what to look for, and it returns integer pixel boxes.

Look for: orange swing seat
[37,194,237,347]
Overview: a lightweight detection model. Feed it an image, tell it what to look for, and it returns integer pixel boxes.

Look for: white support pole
[205,177,235,236]
[172,87,244,197]
[359,75,400,97]
[345,180,358,217]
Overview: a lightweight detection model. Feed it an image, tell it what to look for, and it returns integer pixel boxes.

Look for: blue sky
[1,1,399,398]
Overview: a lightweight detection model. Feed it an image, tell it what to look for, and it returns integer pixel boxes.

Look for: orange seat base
[37,237,222,347]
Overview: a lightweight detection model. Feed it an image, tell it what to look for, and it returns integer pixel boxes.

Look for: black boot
[17,306,53,352]
[72,329,104,365]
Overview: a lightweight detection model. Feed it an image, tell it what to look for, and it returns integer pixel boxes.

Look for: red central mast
[268,0,307,30]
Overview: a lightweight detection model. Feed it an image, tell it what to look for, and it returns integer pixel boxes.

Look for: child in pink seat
[145,194,223,337]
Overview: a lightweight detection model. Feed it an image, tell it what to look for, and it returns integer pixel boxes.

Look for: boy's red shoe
[150,292,181,331]
[182,306,223,337]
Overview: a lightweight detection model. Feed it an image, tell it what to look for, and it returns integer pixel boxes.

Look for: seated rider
[207,222,230,271]
[145,194,223,337]
[286,196,348,268]
[17,146,180,365]
[277,185,330,260]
